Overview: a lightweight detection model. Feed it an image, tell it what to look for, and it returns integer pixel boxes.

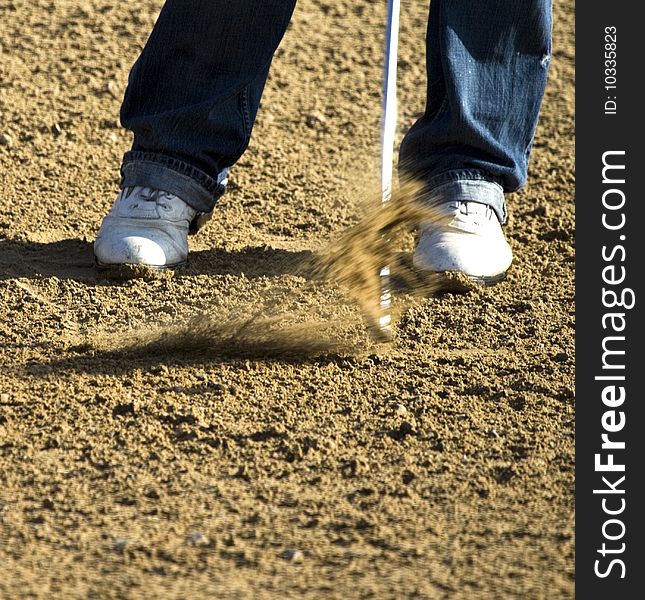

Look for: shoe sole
[391,252,508,294]
[94,258,187,280]
[429,270,508,293]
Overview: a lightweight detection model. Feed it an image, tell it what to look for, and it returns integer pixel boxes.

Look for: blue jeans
[120,0,552,224]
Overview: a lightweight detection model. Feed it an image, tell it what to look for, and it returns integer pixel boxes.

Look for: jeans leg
[399,0,552,223]
[119,0,297,213]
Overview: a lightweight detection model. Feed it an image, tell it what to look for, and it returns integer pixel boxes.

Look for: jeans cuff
[120,151,228,213]
[424,171,507,224]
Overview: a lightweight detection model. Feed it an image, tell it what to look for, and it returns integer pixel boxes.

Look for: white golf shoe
[413,201,513,285]
[94,186,197,270]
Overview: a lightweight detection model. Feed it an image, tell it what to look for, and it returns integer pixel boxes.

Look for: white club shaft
[377,0,400,338]
[381,0,400,204]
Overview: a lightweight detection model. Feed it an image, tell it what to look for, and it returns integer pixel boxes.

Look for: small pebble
[51,123,62,137]
[0,133,13,147]
[105,80,120,98]
[186,532,210,546]
[305,112,326,129]
[282,548,304,562]
[394,403,408,417]
[113,538,128,552]
[143,487,160,500]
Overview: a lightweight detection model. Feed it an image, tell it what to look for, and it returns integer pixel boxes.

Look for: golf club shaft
[377,0,400,340]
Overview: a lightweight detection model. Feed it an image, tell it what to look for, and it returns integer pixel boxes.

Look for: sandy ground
[0,0,574,598]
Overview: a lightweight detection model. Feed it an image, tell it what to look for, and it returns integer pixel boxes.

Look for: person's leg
[401,0,552,283]
[95,0,296,269]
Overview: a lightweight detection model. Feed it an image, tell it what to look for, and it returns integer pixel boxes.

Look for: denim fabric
[120,0,551,219]
[120,0,296,213]
[399,0,553,213]
[421,178,506,224]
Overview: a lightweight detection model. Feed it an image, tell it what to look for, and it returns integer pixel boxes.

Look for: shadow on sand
[0,237,315,282]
